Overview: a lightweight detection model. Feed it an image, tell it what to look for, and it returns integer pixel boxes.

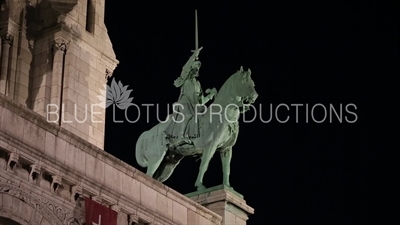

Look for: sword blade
[195,9,198,50]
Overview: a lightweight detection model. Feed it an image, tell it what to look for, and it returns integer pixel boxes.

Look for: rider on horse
[164,47,217,148]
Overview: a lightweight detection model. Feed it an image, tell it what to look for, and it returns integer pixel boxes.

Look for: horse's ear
[248,68,251,76]
[240,66,244,72]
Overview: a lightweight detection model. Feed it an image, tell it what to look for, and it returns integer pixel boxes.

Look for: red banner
[85,198,117,225]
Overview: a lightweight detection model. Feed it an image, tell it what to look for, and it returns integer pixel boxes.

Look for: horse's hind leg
[146,151,166,177]
[153,153,184,182]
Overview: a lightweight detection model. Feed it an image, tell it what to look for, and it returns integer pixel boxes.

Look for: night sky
[103,2,398,224]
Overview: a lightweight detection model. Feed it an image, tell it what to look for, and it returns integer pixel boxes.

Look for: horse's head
[214,66,258,112]
[232,66,258,108]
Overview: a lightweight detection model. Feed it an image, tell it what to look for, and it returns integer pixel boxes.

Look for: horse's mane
[213,70,241,105]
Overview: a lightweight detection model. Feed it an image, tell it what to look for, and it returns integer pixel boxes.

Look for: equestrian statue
[135,10,258,191]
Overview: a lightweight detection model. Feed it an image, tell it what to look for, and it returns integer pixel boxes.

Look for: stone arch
[0,215,27,225]
[0,193,51,225]
[0,180,72,225]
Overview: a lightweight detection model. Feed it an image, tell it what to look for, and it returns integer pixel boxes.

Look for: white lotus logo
[97,78,133,109]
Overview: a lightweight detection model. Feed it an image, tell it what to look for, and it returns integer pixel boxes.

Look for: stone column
[0,34,13,95]
[50,39,68,123]
[186,185,254,225]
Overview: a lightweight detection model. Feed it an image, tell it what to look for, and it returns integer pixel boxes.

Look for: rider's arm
[198,86,213,105]
[181,54,197,78]
[199,93,210,105]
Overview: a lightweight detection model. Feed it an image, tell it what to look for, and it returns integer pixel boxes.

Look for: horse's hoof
[224,184,234,191]
[197,186,206,191]
[195,183,206,191]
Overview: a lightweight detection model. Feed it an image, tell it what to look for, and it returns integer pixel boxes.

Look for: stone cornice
[34,24,119,69]
[47,0,78,14]
[0,94,222,224]
[34,23,79,42]
[101,51,119,69]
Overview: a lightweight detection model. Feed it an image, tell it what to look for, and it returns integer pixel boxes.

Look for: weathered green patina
[135,10,258,191]
[135,64,258,191]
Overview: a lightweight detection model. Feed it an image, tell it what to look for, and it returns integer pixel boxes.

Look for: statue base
[185,185,254,225]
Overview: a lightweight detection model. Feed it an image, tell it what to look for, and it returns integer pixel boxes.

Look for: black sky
[103,2,398,224]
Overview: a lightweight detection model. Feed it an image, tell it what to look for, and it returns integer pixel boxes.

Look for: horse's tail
[135,132,148,168]
[153,152,184,182]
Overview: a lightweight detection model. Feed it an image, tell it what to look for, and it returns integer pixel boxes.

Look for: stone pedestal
[186,185,254,225]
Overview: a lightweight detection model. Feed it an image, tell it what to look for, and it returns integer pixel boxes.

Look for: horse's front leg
[220,147,232,187]
[195,145,217,191]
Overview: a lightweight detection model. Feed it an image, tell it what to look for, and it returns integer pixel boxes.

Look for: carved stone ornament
[51,175,62,193]
[1,34,13,45]
[7,152,19,171]
[128,214,139,224]
[29,164,41,183]
[0,178,83,225]
[105,68,113,79]
[71,185,83,203]
[52,39,69,53]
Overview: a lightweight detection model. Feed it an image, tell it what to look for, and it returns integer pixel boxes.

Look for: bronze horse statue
[135,67,258,190]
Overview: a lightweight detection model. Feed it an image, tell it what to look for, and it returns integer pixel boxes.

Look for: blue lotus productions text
[113,103,357,124]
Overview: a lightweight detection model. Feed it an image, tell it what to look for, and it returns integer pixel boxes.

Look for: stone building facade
[0,1,253,224]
